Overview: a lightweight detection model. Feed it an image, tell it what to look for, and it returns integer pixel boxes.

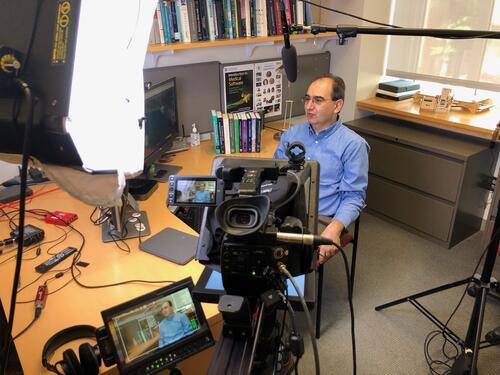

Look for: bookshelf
[147,32,338,53]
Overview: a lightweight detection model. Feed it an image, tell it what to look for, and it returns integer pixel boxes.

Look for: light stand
[101,183,151,243]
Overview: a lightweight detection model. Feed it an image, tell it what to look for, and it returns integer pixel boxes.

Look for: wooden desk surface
[0,129,279,374]
[357,97,499,140]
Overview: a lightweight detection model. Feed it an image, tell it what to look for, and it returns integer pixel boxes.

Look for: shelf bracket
[314,36,338,49]
[144,49,174,68]
[245,41,274,57]
[274,37,308,54]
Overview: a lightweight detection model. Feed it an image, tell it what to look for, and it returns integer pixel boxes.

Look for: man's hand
[318,220,344,265]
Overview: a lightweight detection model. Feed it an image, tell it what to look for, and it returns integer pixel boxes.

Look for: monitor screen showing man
[106,287,199,365]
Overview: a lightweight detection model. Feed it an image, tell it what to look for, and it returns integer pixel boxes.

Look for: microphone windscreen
[281,45,297,83]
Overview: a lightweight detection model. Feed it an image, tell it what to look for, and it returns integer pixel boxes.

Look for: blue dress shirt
[194,190,211,203]
[158,313,193,347]
[274,118,369,228]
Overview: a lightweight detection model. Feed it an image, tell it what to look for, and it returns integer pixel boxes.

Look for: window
[386,0,499,92]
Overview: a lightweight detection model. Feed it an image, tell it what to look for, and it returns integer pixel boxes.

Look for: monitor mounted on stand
[128,77,184,201]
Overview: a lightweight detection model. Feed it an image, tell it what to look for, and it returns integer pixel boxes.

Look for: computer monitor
[100,277,214,374]
[144,78,178,169]
[128,78,183,200]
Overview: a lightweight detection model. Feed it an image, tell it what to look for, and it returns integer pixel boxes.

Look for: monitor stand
[128,164,182,201]
[101,191,151,243]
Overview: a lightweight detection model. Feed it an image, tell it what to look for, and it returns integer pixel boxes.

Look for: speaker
[41,325,101,375]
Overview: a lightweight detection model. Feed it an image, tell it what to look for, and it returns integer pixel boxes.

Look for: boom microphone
[280,1,297,83]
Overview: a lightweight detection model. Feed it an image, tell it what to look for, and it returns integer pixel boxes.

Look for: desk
[357,97,499,140]
[0,128,279,374]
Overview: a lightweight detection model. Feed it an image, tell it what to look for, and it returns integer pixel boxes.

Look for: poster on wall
[223,64,254,113]
[254,60,282,117]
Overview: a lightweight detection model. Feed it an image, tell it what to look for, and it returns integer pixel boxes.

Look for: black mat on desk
[139,227,198,265]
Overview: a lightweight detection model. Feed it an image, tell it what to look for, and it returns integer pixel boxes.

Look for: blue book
[211,110,221,154]
[160,1,172,43]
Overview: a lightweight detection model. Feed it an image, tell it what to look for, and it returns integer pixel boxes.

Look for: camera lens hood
[215,195,270,236]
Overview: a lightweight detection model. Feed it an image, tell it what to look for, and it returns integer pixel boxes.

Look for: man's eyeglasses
[301,95,336,105]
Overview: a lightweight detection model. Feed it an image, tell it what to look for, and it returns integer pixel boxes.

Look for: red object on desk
[44,211,78,225]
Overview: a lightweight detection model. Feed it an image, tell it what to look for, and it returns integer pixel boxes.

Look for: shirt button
[307,157,311,160]
[315,141,318,144]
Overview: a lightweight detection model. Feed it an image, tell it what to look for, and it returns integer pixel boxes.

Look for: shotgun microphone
[280,1,297,82]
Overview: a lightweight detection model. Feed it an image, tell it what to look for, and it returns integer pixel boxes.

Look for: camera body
[177,156,320,297]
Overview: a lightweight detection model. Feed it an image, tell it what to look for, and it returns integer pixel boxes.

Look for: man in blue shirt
[193,183,211,203]
[158,300,193,347]
[274,75,369,265]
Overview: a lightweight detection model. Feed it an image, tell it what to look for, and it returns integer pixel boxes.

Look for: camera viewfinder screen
[175,179,216,204]
[106,287,201,367]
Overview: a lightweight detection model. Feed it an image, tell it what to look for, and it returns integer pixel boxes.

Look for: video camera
[168,144,320,297]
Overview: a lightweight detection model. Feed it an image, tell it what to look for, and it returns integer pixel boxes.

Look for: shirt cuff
[332,211,353,230]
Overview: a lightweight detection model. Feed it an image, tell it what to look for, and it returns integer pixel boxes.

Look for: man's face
[199,183,205,191]
[162,303,173,317]
[304,79,343,131]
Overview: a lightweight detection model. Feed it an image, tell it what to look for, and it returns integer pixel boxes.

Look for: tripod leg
[451,188,500,375]
[470,287,488,375]
[375,278,472,311]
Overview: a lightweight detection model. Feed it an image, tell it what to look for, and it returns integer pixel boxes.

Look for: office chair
[315,215,361,339]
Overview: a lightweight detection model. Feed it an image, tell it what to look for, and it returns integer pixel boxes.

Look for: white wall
[320,0,392,121]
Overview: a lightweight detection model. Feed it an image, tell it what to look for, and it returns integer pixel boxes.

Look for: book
[206,0,216,40]
[376,88,419,98]
[234,112,241,153]
[375,92,414,101]
[216,111,225,153]
[378,79,420,93]
[210,110,221,154]
[187,0,199,42]
[254,112,261,152]
[222,113,231,154]
[255,0,267,37]
[228,113,235,153]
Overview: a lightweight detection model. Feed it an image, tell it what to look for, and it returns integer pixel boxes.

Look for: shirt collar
[308,115,342,139]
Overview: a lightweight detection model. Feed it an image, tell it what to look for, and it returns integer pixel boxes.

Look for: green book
[234,112,241,153]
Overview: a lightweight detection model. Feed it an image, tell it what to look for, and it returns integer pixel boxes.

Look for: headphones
[42,325,102,375]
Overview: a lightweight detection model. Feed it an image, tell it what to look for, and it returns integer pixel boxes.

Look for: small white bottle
[190,123,200,147]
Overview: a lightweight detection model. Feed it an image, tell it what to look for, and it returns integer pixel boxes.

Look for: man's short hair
[162,300,173,308]
[313,74,345,101]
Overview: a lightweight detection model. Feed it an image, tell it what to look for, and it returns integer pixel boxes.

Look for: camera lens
[226,208,258,229]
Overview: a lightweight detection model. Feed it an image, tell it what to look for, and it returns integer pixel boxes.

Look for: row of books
[150,0,313,45]
[211,110,263,154]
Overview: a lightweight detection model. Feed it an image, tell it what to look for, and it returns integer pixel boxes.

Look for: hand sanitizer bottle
[190,123,200,147]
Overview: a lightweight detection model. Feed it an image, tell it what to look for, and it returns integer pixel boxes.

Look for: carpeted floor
[295,212,500,375]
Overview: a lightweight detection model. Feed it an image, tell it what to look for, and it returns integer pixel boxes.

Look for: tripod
[375,198,500,374]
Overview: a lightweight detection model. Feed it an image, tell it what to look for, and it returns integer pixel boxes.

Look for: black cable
[301,0,401,28]
[109,231,132,253]
[2,78,34,375]
[90,206,111,225]
[11,315,38,342]
[11,0,43,124]
[333,245,357,375]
